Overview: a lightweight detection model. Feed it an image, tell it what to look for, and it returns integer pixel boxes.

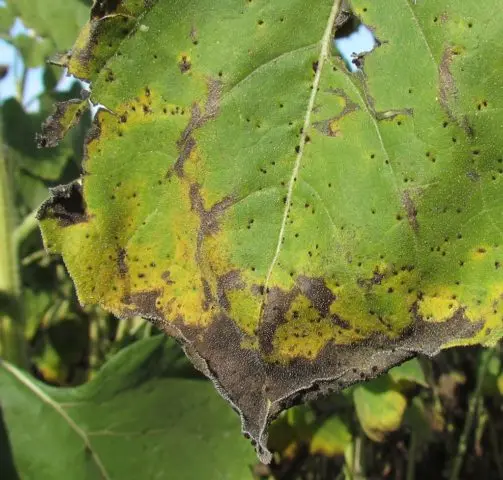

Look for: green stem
[347,432,366,480]
[406,432,417,480]
[449,348,495,480]
[489,419,503,479]
[21,249,47,267]
[0,123,28,368]
[13,209,39,246]
[88,315,100,378]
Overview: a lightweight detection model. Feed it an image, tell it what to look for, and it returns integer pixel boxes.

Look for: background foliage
[0,1,502,479]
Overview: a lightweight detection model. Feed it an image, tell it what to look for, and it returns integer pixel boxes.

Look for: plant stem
[0,121,28,368]
[350,432,366,480]
[88,315,100,378]
[13,208,39,246]
[449,348,495,480]
[489,420,503,479]
[21,249,47,267]
[406,432,417,480]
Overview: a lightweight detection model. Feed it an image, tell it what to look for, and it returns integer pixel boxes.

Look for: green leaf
[268,405,316,459]
[0,336,256,479]
[403,397,443,455]
[309,415,352,457]
[497,373,503,395]
[38,0,503,461]
[268,406,352,459]
[10,34,53,68]
[480,347,502,396]
[3,97,74,181]
[353,376,407,442]
[0,6,15,34]
[22,287,51,339]
[388,358,428,388]
[2,82,90,215]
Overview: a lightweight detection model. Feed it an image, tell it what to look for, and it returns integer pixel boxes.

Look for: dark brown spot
[312,88,359,137]
[170,79,222,178]
[178,55,191,73]
[296,276,336,317]
[162,271,175,285]
[402,190,419,233]
[217,270,245,310]
[117,247,128,276]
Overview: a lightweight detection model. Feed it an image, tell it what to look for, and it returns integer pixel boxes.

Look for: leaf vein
[260,0,343,309]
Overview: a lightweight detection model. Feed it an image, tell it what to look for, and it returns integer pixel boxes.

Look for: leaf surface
[38,0,503,461]
[0,336,255,479]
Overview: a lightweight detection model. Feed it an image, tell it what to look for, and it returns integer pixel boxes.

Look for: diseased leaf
[2,89,84,182]
[0,336,256,479]
[38,0,503,461]
[37,98,89,148]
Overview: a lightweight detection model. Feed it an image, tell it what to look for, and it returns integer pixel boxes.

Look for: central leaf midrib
[260,0,343,316]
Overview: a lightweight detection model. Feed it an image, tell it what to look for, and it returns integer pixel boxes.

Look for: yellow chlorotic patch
[227,290,261,337]
[418,293,460,322]
[272,295,335,362]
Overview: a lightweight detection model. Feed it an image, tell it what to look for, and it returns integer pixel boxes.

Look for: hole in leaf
[334,10,377,72]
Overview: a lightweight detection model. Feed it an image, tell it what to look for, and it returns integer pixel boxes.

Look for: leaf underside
[38,0,503,462]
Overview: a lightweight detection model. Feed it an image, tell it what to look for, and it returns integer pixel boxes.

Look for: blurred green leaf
[0,335,256,479]
[309,415,352,457]
[268,404,316,459]
[42,65,61,92]
[497,374,503,395]
[3,97,72,181]
[6,0,90,53]
[403,397,442,452]
[10,34,53,68]
[388,358,428,388]
[22,287,51,339]
[0,6,15,33]
[480,348,502,396]
[353,376,407,442]
[2,83,90,215]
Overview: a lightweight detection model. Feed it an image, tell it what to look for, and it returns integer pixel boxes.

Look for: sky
[0,17,376,113]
